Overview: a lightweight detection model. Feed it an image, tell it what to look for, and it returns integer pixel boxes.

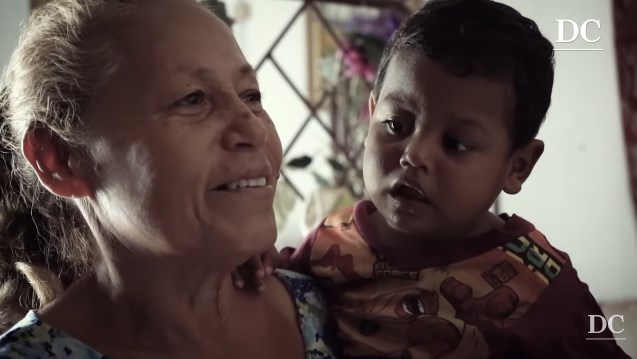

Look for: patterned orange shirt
[287,201,629,359]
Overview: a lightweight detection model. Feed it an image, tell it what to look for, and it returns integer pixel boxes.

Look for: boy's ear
[364,92,377,148]
[503,139,544,195]
[368,92,377,116]
[22,127,95,199]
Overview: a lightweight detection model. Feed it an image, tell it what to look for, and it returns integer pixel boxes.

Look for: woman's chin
[217,220,277,258]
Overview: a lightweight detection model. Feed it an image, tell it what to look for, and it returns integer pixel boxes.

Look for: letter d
[556,19,579,43]
[588,315,607,334]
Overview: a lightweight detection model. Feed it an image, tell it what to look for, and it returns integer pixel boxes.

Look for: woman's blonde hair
[0,0,136,332]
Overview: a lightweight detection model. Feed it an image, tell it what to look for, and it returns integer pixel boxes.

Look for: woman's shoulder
[273,269,340,359]
[274,269,323,301]
[0,311,105,359]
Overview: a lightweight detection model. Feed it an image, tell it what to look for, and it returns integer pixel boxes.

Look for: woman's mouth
[215,177,267,191]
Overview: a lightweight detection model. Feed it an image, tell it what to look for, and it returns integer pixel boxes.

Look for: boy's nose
[400,138,434,172]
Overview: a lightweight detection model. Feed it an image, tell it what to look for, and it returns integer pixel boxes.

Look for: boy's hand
[232,247,280,292]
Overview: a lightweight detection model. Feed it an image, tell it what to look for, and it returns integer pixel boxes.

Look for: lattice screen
[253,0,410,200]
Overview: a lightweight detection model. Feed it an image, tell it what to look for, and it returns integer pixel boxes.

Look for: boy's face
[364,51,542,241]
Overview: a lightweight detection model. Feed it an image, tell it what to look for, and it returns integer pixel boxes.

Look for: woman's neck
[39,251,257,356]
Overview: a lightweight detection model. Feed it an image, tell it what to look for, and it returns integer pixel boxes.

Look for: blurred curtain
[614,0,637,214]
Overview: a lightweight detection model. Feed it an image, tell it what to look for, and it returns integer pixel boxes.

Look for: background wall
[493,0,637,303]
[0,1,29,83]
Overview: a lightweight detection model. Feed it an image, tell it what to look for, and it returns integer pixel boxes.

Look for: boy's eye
[443,136,472,152]
[382,119,405,135]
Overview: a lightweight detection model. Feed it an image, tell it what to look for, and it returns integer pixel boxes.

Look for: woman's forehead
[114,0,225,40]
[107,0,242,76]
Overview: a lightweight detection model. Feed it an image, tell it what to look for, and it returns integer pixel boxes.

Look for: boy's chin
[386,216,448,243]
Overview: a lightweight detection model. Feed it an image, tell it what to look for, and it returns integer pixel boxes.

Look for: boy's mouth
[389,182,432,204]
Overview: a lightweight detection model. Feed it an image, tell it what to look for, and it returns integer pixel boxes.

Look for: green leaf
[327,158,345,172]
[311,170,331,187]
[287,155,312,168]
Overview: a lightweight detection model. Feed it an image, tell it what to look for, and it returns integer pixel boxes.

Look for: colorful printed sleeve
[274,269,340,359]
[0,312,105,359]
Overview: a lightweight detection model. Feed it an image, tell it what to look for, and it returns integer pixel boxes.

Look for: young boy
[241,0,631,357]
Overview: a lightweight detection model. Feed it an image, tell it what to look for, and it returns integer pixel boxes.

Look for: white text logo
[554,19,603,51]
[587,315,626,341]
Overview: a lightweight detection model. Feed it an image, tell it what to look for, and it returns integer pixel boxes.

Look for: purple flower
[339,12,402,41]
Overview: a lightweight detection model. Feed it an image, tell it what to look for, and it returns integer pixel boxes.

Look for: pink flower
[341,44,375,82]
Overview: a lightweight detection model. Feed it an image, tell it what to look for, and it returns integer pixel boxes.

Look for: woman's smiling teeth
[220,177,267,191]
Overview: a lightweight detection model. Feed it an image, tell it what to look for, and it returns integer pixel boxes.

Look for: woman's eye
[382,119,404,135]
[176,90,206,106]
[243,91,262,104]
[443,136,472,152]
[242,90,265,114]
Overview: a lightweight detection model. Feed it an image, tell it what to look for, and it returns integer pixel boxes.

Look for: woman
[0,0,337,357]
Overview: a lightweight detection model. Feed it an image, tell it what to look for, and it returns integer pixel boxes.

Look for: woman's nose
[221,97,268,150]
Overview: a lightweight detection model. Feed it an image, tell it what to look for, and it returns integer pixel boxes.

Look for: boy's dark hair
[373,0,555,148]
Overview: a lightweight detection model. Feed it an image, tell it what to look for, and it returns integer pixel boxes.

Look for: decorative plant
[289,7,405,199]
[286,154,345,188]
[199,0,234,26]
[339,12,402,80]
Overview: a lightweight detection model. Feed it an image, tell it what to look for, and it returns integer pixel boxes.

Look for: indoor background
[1,0,635,353]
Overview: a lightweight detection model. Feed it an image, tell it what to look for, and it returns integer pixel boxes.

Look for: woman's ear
[22,127,95,199]
[503,139,544,195]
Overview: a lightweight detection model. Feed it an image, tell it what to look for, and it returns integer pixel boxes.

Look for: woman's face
[86,0,282,267]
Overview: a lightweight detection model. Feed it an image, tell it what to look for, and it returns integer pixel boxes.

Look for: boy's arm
[498,254,631,359]
[233,222,325,291]
[280,224,321,274]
